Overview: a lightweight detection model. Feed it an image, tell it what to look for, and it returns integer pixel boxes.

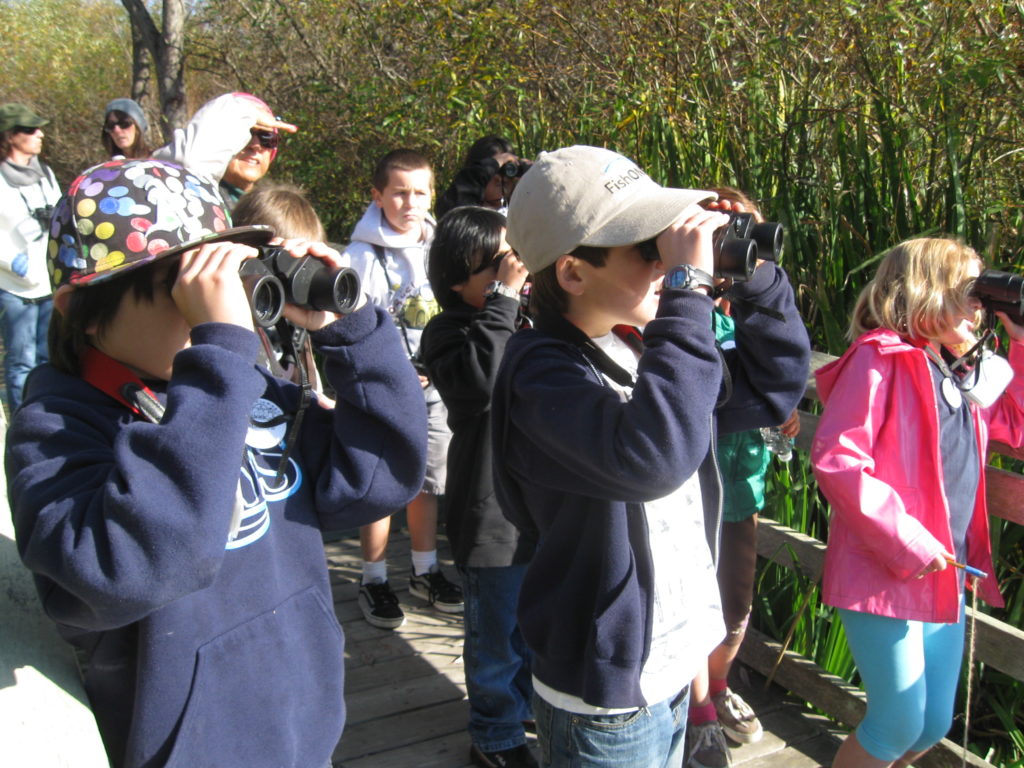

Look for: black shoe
[358,579,405,629]
[470,743,539,768]
[409,565,464,613]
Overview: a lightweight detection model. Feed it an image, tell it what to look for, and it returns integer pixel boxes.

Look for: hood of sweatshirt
[349,203,436,249]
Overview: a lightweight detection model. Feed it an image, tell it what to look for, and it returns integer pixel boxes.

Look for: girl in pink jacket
[812,238,1024,768]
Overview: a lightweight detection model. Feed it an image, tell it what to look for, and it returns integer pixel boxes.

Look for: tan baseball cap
[506,145,717,273]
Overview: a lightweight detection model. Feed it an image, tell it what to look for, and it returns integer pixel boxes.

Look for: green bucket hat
[0,104,48,133]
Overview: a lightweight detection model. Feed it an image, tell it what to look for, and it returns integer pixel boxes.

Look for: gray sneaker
[687,720,731,768]
[713,688,764,744]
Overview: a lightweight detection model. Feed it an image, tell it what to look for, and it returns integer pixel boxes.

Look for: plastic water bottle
[761,426,794,462]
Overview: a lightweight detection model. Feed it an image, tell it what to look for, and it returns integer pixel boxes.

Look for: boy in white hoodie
[344,149,463,628]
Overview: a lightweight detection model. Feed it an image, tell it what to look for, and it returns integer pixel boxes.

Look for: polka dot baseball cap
[48,158,273,289]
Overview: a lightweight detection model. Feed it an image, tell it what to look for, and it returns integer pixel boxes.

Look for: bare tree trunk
[129,17,153,121]
[120,0,188,143]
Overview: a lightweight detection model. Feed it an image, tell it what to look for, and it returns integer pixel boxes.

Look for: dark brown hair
[528,245,608,317]
[371,148,432,192]
[100,110,151,160]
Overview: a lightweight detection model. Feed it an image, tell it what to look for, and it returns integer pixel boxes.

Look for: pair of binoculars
[238,246,361,328]
[640,212,783,281]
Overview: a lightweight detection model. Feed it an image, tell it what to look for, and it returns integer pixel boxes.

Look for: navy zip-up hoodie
[491,263,809,709]
[6,305,427,768]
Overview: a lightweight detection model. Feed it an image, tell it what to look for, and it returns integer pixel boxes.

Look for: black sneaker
[358,579,405,629]
[470,743,539,768]
[408,565,464,613]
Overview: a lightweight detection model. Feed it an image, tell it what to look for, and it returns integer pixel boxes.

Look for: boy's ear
[450,281,466,295]
[370,186,383,208]
[52,284,74,318]
[555,255,586,297]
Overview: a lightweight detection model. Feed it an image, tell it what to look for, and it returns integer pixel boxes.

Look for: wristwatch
[662,265,714,293]
[485,281,520,300]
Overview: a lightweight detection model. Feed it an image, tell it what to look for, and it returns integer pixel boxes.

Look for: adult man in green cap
[0,103,61,412]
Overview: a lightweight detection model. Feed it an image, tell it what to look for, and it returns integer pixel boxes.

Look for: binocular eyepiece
[640,212,783,281]
[498,159,531,179]
[238,246,362,328]
[972,269,1024,326]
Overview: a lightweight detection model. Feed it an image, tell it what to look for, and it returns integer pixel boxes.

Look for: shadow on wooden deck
[325,531,842,768]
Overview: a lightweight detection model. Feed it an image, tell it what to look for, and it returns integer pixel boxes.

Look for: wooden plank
[344,631,462,670]
[334,698,469,761]
[340,731,477,768]
[344,650,464,694]
[971,608,1024,681]
[804,350,836,401]
[756,518,826,582]
[739,627,866,729]
[983,465,1024,525]
[793,411,819,454]
[344,670,466,726]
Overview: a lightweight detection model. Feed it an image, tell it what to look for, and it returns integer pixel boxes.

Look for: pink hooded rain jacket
[812,328,1024,622]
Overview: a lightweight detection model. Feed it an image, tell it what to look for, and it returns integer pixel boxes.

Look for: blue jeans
[533,687,689,768]
[0,290,52,411]
[840,606,966,761]
[462,564,533,752]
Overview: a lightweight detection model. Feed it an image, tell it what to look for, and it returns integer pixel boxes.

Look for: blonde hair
[849,237,982,342]
[231,182,327,242]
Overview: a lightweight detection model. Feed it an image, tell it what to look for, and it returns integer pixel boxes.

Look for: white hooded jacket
[342,203,438,361]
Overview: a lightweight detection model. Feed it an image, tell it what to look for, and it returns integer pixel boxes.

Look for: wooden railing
[737,351,1024,768]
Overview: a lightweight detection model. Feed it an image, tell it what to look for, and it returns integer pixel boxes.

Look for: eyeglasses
[103,119,134,132]
[250,130,281,150]
[13,125,41,135]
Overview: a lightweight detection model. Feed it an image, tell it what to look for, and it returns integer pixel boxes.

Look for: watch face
[665,265,711,291]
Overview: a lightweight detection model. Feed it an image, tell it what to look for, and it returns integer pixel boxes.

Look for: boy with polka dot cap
[7,158,427,768]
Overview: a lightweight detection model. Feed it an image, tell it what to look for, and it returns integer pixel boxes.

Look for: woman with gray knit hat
[0,103,61,411]
[101,98,150,159]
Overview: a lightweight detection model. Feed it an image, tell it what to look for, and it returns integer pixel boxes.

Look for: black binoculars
[973,269,1024,326]
[238,246,362,328]
[640,212,783,281]
[498,159,531,179]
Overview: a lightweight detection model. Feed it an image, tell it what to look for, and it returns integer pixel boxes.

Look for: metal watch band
[485,281,520,300]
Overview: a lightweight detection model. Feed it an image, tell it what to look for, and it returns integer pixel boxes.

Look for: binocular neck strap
[80,346,165,424]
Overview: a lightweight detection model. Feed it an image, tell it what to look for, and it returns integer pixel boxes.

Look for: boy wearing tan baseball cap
[490,146,809,767]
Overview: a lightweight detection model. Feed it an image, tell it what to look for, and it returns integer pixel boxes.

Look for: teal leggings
[839,606,965,761]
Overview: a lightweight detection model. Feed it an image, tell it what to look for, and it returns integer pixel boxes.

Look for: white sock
[361,559,387,585]
[411,549,437,577]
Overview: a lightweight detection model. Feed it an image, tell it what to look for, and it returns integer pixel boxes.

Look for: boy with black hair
[421,206,536,768]
[491,146,810,767]
[344,148,463,628]
[6,158,427,768]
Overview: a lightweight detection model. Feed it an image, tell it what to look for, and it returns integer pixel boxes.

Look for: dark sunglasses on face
[250,130,281,150]
[104,119,134,132]
[472,249,515,275]
[13,125,41,135]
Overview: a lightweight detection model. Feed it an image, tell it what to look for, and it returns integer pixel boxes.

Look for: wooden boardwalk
[325,531,843,768]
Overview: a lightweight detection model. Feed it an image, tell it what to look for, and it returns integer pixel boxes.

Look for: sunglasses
[250,129,281,150]
[13,125,41,135]
[104,118,134,132]
[472,249,515,275]
[638,238,660,262]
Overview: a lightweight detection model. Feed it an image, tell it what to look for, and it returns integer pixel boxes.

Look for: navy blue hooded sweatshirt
[6,305,427,768]
[491,262,810,710]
